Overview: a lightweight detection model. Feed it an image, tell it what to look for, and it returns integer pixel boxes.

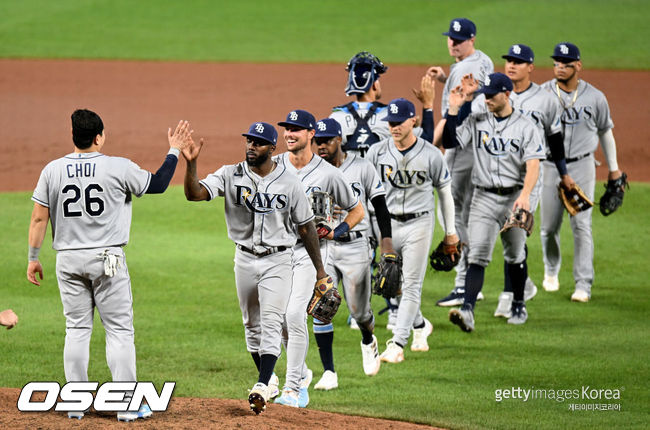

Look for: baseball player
[273,109,364,407]
[0,309,18,329]
[27,109,191,421]
[463,44,571,318]
[428,18,494,307]
[442,73,545,331]
[182,121,330,415]
[540,42,625,302]
[365,98,458,363]
[310,118,394,387]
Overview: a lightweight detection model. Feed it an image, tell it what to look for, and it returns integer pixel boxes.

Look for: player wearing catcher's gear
[443,73,545,331]
[273,110,364,407]
[183,121,330,415]
[27,109,191,421]
[428,18,494,307]
[366,98,458,363]
[540,43,626,302]
[311,118,395,386]
[464,44,573,317]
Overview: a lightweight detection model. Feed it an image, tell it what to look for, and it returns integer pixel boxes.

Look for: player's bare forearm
[184,159,208,201]
[380,237,395,254]
[342,202,364,230]
[297,222,327,279]
[433,120,446,148]
[27,203,48,286]
[514,159,540,211]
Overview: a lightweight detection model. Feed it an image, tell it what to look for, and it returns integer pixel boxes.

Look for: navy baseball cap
[502,44,535,63]
[314,118,342,138]
[476,73,513,95]
[277,109,316,130]
[442,18,476,41]
[242,122,277,145]
[551,42,580,61]
[381,98,416,122]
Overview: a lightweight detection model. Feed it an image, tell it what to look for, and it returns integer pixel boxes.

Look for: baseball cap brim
[242,133,275,145]
[476,87,502,96]
[502,54,533,63]
[442,31,472,41]
[277,121,313,129]
[551,55,578,61]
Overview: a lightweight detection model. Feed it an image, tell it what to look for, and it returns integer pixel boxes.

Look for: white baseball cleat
[268,373,280,399]
[524,278,538,301]
[379,340,404,363]
[543,274,559,292]
[494,292,514,318]
[314,370,338,390]
[386,308,398,331]
[248,382,269,414]
[360,335,381,376]
[410,318,433,352]
[349,317,360,330]
[571,289,590,302]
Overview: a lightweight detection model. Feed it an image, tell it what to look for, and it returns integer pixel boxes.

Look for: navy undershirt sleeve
[420,109,434,143]
[145,154,178,194]
[442,114,461,149]
[370,194,392,239]
[547,132,568,176]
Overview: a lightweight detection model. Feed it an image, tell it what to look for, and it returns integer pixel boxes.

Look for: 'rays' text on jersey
[477,131,521,156]
[561,106,594,125]
[379,164,426,188]
[235,185,288,213]
[66,162,96,178]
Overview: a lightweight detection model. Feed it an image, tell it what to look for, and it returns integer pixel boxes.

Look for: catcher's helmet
[345,51,388,96]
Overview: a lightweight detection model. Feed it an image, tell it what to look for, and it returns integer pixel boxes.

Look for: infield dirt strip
[0,59,647,428]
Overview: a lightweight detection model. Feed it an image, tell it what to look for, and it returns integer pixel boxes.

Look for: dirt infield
[0,59,648,194]
[0,387,438,429]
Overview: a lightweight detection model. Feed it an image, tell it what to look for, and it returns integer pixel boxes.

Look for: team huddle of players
[27,17,624,419]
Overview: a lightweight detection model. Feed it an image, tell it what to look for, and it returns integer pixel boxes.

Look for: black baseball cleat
[248,383,268,415]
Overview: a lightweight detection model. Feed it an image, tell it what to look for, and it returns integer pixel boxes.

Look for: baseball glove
[558,183,593,216]
[429,240,462,272]
[310,190,334,238]
[599,172,629,216]
[306,276,341,324]
[372,253,402,299]
[500,208,534,236]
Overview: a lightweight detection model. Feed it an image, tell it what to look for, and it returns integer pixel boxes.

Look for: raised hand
[412,74,435,109]
[168,120,193,151]
[426,66,447,83]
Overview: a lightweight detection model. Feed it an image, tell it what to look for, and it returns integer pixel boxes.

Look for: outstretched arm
[146,120,192,194]
[183,138,210,201]
[297,222,327,280]
[27,203,49,286]
[413,74,435,143]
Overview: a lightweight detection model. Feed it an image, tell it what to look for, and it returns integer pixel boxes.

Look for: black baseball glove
[599,172,629,216]
[372,253,402,299]
[429,240,462,272]
[307,276,341,324]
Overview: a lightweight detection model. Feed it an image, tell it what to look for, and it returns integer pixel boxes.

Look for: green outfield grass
[1,184,648,429]
[1,0,649,69]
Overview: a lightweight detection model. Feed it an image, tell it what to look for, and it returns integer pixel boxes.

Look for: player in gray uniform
[464,44,570,317]
[428,18,494,307]
[182,121,329,415]
[443,73,545,331]
[273,110,364,407]
[366,98,458,363]
[310,118,395,388]
[27,109,191,421]
[540,42,625,302]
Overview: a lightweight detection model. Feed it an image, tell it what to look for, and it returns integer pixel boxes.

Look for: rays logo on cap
[317,121,327,131]
[484,76,491,86]
[560,44,569,55]
[390,103,399,114]
[453,20,461,32]
[289,111,298,121]
[255,123,265,133]
[513,45,521,54]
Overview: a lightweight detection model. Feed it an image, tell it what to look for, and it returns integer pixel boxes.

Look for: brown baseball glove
[429,240,463,272]
[500,208,534,236]
[558,183,593,216]
[306,276,341,324]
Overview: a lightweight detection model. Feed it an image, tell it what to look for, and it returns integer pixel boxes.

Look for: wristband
[28,246,40,262]
[332,222,350,240]
[168,148,181,157]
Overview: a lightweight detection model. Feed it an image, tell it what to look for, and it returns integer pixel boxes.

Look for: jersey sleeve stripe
[198,180,215,201]
[295,214,315,226]
[31,196,49,207]
[137,171,152,197]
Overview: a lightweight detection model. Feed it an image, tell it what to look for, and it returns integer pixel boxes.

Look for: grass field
[1,0,649,69]
[1,184,648,429]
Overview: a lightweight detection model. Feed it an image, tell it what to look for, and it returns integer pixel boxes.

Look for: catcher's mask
[345,51,388,95]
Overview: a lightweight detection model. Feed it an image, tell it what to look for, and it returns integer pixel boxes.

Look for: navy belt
[476,185,522,196]
[566,152,591,163]
[335,231,363,243]
[237,245,287,257]
[390,211,429,222]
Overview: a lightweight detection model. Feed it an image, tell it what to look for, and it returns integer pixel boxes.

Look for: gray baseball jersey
[441,50,494,114]
[335,152,386,233]
[32,152,151,251]
[542,79,614,157]
[199,161,314,252]
[365,137,451,215]
[455,110,546,188]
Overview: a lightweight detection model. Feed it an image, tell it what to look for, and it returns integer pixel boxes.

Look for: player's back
[32,152,151,251]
